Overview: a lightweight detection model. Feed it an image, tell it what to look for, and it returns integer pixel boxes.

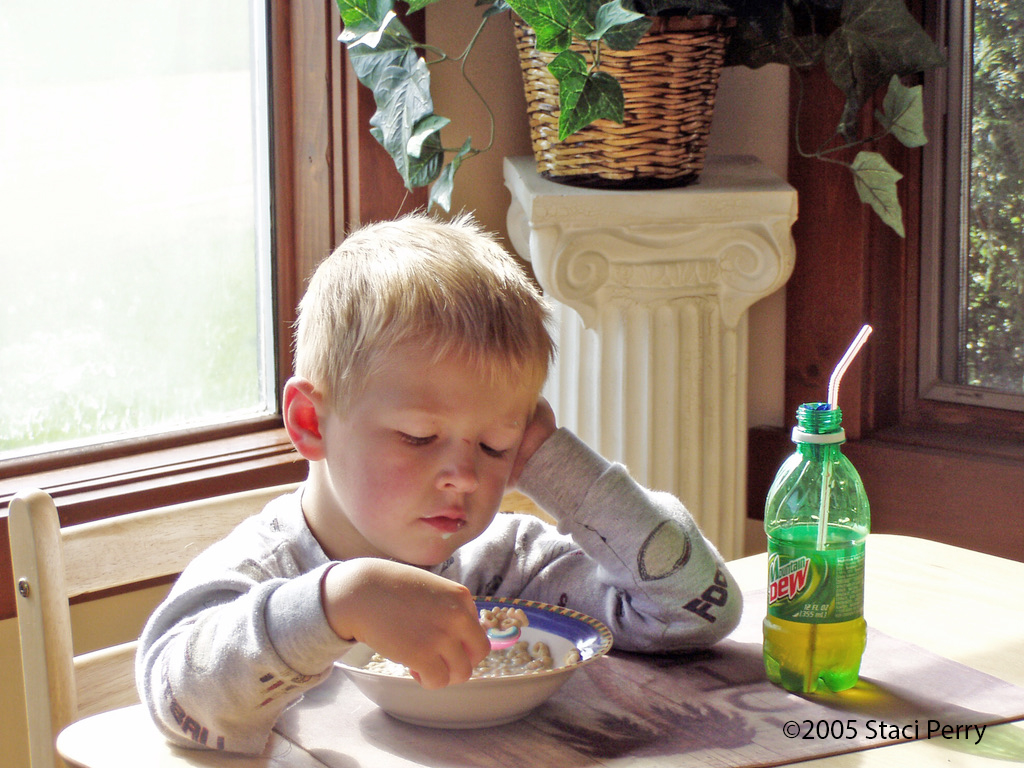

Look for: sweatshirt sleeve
[450,428,742,652]
[135,498,354,754]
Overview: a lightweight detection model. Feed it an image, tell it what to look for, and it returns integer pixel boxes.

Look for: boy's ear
[283,377,327,461]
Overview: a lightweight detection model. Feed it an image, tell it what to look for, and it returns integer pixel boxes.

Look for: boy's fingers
[467,623,491,665]
[408,625,488,688]
[454,624,492,680]
[410,657,450,690]
[510,399,557,485]
[441,652,474,687]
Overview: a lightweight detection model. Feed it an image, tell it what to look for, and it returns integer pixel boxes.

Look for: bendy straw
[816,325,873,550]
[827,325,873,408]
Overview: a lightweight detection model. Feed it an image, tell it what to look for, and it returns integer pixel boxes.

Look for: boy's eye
[398,432,434,447]
[397,432,509,458]
[480,443,509,459]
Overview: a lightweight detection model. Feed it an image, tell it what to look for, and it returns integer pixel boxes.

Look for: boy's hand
[509,397,557,487]
[322,559,490,689]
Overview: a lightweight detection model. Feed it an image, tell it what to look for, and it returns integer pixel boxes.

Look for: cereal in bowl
[361,605,581,679]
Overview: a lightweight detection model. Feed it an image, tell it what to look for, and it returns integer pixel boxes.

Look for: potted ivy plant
[335,0,943,235]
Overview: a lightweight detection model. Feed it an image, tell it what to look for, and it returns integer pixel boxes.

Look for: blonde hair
[294,213,555,412]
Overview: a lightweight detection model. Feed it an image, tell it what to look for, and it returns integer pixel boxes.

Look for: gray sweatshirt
[136,429,742,753]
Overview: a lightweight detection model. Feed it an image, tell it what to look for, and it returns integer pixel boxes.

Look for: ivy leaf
[823,0,945,139]
[339,10,397,47]
[335,0,395,38]
[368,57,445,188]
[549,51,624,140]
[406,0,443,12]
[477,0,512,19]
[725,2,815,70]
[851,150,905,237]
[343,15,417,86]
[407,115,451,158]
[876,74,927,147]
[337,2,453,191]
[429,138,475,212]
[547,48,587,81]
[547,51,587,139]
[505,0,591,51]
[638,0,736,14]
[588,1,650,50]
[601,17,653,51]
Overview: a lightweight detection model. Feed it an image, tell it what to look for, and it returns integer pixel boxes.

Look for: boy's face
[305,344,537,567]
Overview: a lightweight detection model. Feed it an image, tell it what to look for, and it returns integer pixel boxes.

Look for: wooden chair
[9,483,300,768]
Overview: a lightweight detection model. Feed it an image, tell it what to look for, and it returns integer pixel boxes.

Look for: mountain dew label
[766,538,864,624]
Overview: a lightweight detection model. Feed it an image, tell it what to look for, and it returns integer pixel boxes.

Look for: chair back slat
[74,643,139,718]
[61,484,298,598]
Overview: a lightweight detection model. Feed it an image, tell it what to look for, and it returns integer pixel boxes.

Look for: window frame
[919,0,1024,414]
[0,1,427,621]
[747,0,1024,562]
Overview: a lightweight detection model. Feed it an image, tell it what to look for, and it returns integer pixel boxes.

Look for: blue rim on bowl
[472,596,613,674]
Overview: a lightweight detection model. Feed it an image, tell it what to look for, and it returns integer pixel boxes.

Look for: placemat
[274,590,1024,767]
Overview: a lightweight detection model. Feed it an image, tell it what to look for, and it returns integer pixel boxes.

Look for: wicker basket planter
[513,15,733,189]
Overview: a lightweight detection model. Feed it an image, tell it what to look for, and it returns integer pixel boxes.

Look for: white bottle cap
[792,427,846,444]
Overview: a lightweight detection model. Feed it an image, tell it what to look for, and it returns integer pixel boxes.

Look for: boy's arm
[138,541,489,754]
[136,545,352,753]
[511,428,743,651]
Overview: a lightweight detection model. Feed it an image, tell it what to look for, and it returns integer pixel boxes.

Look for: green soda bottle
[762,402,870,693]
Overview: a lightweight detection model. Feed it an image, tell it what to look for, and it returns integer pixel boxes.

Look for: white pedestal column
[504,155,797,559]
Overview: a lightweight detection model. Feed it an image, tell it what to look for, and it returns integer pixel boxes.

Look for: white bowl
[336,597,613,728]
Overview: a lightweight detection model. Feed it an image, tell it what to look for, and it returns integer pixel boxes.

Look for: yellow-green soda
[763,403,870,693]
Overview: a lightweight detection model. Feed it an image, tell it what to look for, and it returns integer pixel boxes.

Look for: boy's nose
[438,441,480,493]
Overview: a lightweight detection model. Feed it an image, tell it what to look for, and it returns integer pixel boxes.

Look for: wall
[0,14,790,768]
[707,65,791,556]
[0,618,25,768]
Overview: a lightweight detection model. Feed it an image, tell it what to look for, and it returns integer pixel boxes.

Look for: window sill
[1,425,307,621]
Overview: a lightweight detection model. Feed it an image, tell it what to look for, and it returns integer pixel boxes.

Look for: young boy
[136,214,742,754]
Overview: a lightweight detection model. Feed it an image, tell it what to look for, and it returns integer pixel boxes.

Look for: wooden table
[728,534,1024,766]
[58,535,1024,767]
[56,705,328,768]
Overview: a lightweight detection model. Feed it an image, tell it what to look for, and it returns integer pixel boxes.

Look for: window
[920,0,1024,412]
[1,1,276,459]
[0,2,427,622]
